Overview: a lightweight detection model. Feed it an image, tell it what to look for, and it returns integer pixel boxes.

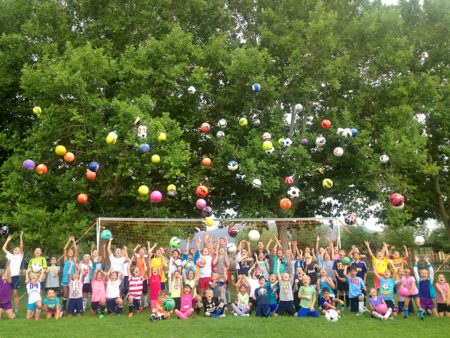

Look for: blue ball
[252,83,261,92]
[351,129,358,137]
[202,206,213,217]
[88,161,100,172]
[101,229,112,240]
[140,143,150,153]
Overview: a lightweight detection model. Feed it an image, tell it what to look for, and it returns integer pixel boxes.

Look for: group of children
[1,231,449,322]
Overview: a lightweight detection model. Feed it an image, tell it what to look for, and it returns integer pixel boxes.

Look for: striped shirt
[128,276,144,297]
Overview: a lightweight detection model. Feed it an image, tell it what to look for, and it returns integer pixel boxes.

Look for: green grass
[2,273,450,337]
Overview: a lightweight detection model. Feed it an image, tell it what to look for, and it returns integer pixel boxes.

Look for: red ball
[202,157,211,166]
[64,152,75,162]
[200,122,211,132]
[36,164,48,175]
[77,193,88,203]
[389,193,404,207]
[86,170,96,180]
[280,198,292,209]
[228,226,239,238]
[321,119,331,129]
[285,176,294,185]
[196,185,209,197]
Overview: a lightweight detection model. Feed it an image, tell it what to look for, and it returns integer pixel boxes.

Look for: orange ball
[200,122,211,132]
[196,185,209,197]
[77,193,88,203]
[64,152,75,162]
[202,157,212,166]
[35,164,48,175]
[321,119,331,129]
[280,198,292,209]
[86,170,96,180]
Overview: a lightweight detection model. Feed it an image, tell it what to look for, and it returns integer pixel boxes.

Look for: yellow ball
[278,138,285,146]
[322,178,333,188]
[152,154,161,163]
[158,133,167,141]
[138,185,149,195]
[239,117,248,126]
[32,106,42,115]
[167,184,176,191]
[55,145,67,156]
[262,141,273,150]
[205,218,214,227]
[106,132,117,144]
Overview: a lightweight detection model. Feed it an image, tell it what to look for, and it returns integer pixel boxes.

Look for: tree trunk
[277,222,288,250]
[432,175,450,243]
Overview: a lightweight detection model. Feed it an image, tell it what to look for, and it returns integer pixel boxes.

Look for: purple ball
[22,159,36,170]
[300,138,309,145]
[88,161,100,172]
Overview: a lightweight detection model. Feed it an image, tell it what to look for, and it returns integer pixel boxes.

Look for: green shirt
[299,285,315,308]
[28,257,48,270]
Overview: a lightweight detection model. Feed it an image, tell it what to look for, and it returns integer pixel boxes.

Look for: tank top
[62,258,76,284]
[237,293,249,309]
[319,278,335,296]
[215,255,227,277]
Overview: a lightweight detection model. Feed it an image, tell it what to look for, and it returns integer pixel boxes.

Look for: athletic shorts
[349,296,362,313]
[11,276,20,290]
[161,283,166,291]
[46,308,57,314]
[437,303,450,313]
[173,297,181,310]
[199,277,212,289]
[337,279,349,291]
[420,297,435,309]
[385,299,396,311]
[276,300,296,315]
[374,273,384,289]
[28,301,40,311]
[406,294,419,299]
[107,298,117,314]
[297,307,319,317]
[256,304,271,317]
[67,298,83,314]
[121,276,129,297]
[82,283,92,294]
[270,303,278,313]
[133,298,141,309]
[0,301,12,311]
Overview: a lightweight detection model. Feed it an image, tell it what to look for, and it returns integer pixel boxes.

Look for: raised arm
[72,237,78,261]
[403,245,409,260]
[6,260,11,283]
[2,235,12,255]
[19,231,24,255]
[185,237,190,254]
[91,243,95,259]
[247,241,252,257]
[315,235,320,255]
[107,238,113,257]
[364,241,375,260]
[63,237,72,259]
[425,256,434,281]
[373,260,382,280]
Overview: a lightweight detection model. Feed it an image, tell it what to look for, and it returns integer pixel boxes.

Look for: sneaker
[35,316,40,320]
[365,307,370,313]
[356,312,363,316]
[388,317,394,320]
[117,312,122,317]
[150,313,156,322]
[99,314,104,319]
[234,313,238,316]
[60,310,64,318]
[128,313,133,318]
[340,306,345,311]
[382,317,387,321]
[219,314,226,317]
[403,316,408,319]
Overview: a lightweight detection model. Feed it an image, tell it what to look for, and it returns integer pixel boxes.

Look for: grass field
[2,273,450,338]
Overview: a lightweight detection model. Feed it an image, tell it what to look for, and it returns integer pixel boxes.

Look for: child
[435,274,449,317]
[203,288,226,317]
[170,270,183,310]
[333,249,349,310]
[168,250,182,293]
[320,287,344,316]
[43,289,62,319]
[67,262,85,317]
[365,241,388,290]
[368,287,390,320]
[46,257,60,294]
[395,268,414,316]
[293,267,304,312]
[0,262,15,319]
[175,284,194,319]
[267,273,279,314]
[61,236,77,311]
[343,265,366,315]
[231,284,251,316]
[256,252,270,280]
[25,268,45,319]
[317,268,336,297]
[401,265,424,320]
[275,260,297,317]
[150,290,173,321]
[150,249,168,291]
[2,232,23,312]
[27,247,48,273]
[127,264,146,317]
[182,267,201,312]
[149,267,162,310]
[374,260,395,318]
[80,254,92,312]
[253,276,271,317]
[414,256,438,316]
[91,266,107,318]
[297,275,319,317]
[106,270,124,316]
[209,269,228,309]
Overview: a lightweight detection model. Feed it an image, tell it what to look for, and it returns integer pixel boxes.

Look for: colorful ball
[169,237,181,247]
[202,157,212,166]
[138,125,147,133]
[239,117,248,126]
[398,287,409,297]
[158,133,167,141]
[323,178,333,188]
[205,218,214,227]
[101,229,112,240]
[22,159,35,170]
[64,152,75,162]
[333,147,344,157]
[196,185,209,197]
[282,138,293,148]
[151,154,161,163]
[248,230,260,242]
[200,122,211,132]
[252,83,261,92]
[196,198,207,209]
[262,141,273,150]
[137,131,147,139]
[227,160,238,171]
[300,138,308,145]
[285,176,294,185]
[389,193,404,207]
[351,129,358,137]
[321,119,331,129]
[278,138,285,146]
[315,167,325,175]
[167,184,176,191]
[228,226,239,238]
[106,131,118,144]
[32,106,42,115]
[86,170,96,180]
[77,193,88,203]
[88,161,99,172]
[202,206,213,217]
[0,226,9,236]
[132,116,141,125]
[162,297,176,312]
[197,257,207,268]
[139,143,150,153]
[262,132,271,141]
[36,164,48,175]
[345,214,357,225]
[342,257,351,265]
[55,145,67,156]
[376,304,387,315]
[138,185,149,195]
[280,198,292,209]
[150,190,163,202]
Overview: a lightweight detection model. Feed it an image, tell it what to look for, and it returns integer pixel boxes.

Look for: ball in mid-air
[342,257,351,265]
[216,131,225,139]
[414,236,425,246]
[217,119,227,128]
[285,176,294,185]
[106,131,118,144]
[316,136,326,147]
[227,160,238,171]
[202,206,213,217]
[345,214,357,225]
[262,141,273,150]
[132,117,141,125]
[227,243,237,253]
[294,103,303,112]
[251,118,261,127]
[252,179,262,188]
[188,86,196,94]
[280,198,292,209]
[200,122,211,132]
[196,185,209,197]
[333,147,344,157]
[389,193,404,207]
[342,129,352,138]
[196,198,207,209]
[137,131,147,139]
[151,155,161,163]
[88,161,99,172]
[55,145,67,156]
[138,185,149,195]
[252,83,261,92]
[321,119,331,129]
[158,133,167,141]
[380,154,389,164]
[351,128,358,137]
[30,262,43,273]
[0,226,9,236]
[169,237,181,247]
[265,147,275,154]
[202,157,212,166]
[167,190,178,199]
[167,184,176,191]
[287,186,300,199]
[32,106,42,115]
[139,143,150,153]
[64,152,75,162]
[282,138,292,148]
[150,190,162,202]
[239,117,248,126]
[86,170,96,180]
[322,178,333,188]
[205,218,214,227]
[77,193,88,203]
[315,167,325,175]
[101,229,112,240]
[248,229,260,242]
[300,138,308,145]
[36,164,48,175]
[22,159,36,170]
[228,226,239,238]
[262,132,271,141]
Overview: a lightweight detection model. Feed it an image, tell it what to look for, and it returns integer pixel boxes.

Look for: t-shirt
[333,259,346,278]
[0,280,11,303]
[236,293,249,309]
[155,299,168,316]
[373,258,389,275]
[135,256,147,279]
[235,252,242,270]
[279,280,293,302]
[391,258,405,271]
[109,254,126,275]
[28,257,47,271]
[91,279,106,302]
[265,282,278,305]
[80,262,92,284]
[350,261,367,280]
[320,296,334,310]
[379,277,394,301]
[273,256,287,274]
[299,285,315,308]
[249,277,260,297]
[62,258,76,285]
[395,278,406,302]
[149,275,162,300]
[46,266,60,288]
[303,260,318,284]
[171,277,182,298]
[401,275,418,296]
[203,297,220,314]
[347,276,365,298]
[169,257,182,274]
[418,279,431,298]
[199,255,213,278]
[150,258,168,282]
[69,279,83,299]
[26,281,42,304]
[44,297,60,310]
[180,293,193,312]
[6,252,23,276]
[209,280,225,301]
[214,255,227,277]
[239,258,251,276]
[128,276,144,297]
[106,278,121,298]
[254,286,270,305]
[322,260,335,281]
[435,282,448,303]
[369,296,383,310]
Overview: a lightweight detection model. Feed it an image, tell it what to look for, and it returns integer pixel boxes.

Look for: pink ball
[196,199,207,209]
[376,303,387,315]
[398,287,409,297]
[150,190,163,203]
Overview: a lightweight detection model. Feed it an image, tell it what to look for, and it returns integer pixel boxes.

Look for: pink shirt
[180,293,193,313]
[91,279,106,302]
[435,282,448,304]
[149,275,161,300]
[402,275,418,296]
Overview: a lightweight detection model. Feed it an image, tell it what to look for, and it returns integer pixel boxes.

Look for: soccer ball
[262,132,271,141]
[227,243,237,253]
[283,138,293,148]
[252,83,261,92]
[167,184,177,191]
[263,141,273,150]
[200,122,211,132]
[389,193,404,207]
[322,178,333,188]
[248,230,260,242]
[167,190,178,199]
[217,119,227,128]
[138,125,147,133]
[101,229,112,240]
[300,138,308,145]
[202,206,213,217]
[196,198,207,209]
[351,129,358,137]
[227,161,238,171]
[139,144,150,153]
[280,198,293,209]
[380,155,389,164]
[315,167,325,175]
[251,118,261,127]
[325,309,339,322]
[138,185,149,195]
[137,131,147,139]
[106,131,118,144]
[287,186,300,199]
[216,131,225,139]
[334,147,344,157]
[32,106,42,115]
[342,257,351,265]
[205,218,214,227]
[336,128,344,136]
[239,117,248,126]
[414,236,425,246]
[345,214,357,225]
[321,119,331,129]
[188,86,196,94]
[228,226,239,238]
[252,179,262,188]
[316,136,326,147]
[196,185,209,197]
[0,226,9,236]
[162,298,176,311]
[158,133,167,141]
[265,147,275,154]
[294,103,303,112]
[278,138,285,146]
[285,176,294,185]
[132,116,141,125]
[88,162,100,172]
[86,170,96,180]
[30,262,43,273]
[342,129,353,138]
[169,237,181,248]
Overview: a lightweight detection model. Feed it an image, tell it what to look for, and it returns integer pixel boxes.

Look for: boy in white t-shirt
[2,231,24,312]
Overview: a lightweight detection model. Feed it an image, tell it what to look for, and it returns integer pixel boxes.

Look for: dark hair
[323,287,330,293]
[258,276,266,282]
[347,266,356,273]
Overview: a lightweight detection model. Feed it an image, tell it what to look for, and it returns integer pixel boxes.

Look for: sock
[14,297,19,311]
[418,308,424,319]
[426,308,432,315]
[129,303,134,313]
[404,308,409,318]
[176,311,187,319]
[358,301,364,313]
[100,305,105,315]
[384,308,392,319]
[143,296,148,308]
[116,305,123,315]
[63,298,67,311]
[35,309,41,317]
[83,298,87,312]
[232,305,244,315]
[375,313,383,319]
[345,295,349,307]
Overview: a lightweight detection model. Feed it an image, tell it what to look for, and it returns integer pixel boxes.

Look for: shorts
[82,283,92,294]
[199,277,212,289]
[107,298,118,314]
[349,296,362,313]
[133,298,141,309]
[161,283,166,291]
[420,297,435,310]
[270,303,278,313]
[256,304,271,317]
[337,279,349,291]
[0,301,12,311]
[406,294,419,299]
[46,307,58,314]
[142,280,148,295]
[11,276,20,290]
[437,303,450,313]
[276,300,296,315]
[121,276,129,297]
[28,301,41,311]
[173,297,181,310]
[297,307,319,317]
[397,301,415,314]
[67,298,83,314]
[385,299,396,311]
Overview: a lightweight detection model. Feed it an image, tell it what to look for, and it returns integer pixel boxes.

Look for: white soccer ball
[138,125,147,133]
[228,160,238,171]
[287,186,300,199]
[265,147,275,154]
[227,243,237,253]
[414,236,425,246]
[138,131,147,139]
[380,155,389,164]
[217,119,227,128]
[30,262,43,273]
[283,138,293,148]
[336,128,344,136]
[325,309,339,322]
[252,179,262,188]
[342,128,353,138]
[216,131,225,139]
[316,136,326,147]
[294,103,304,112]
[334,147,344,157]
[248,230,260,242]
[188,86,196,94]
[262,132,271,141]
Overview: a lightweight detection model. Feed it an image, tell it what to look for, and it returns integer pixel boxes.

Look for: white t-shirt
[199,255,213,278]
[80,262,92,283]
[26,281,42,304]
[123,261,129,277]
[6,252,23,277]
[235,252,242,270]
[249,277,260,297]
[169,257,182,274]
[106,278,121,298]
[109,254,126,274]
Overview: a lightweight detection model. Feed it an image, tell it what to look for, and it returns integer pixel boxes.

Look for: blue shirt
[273,256,286,274]
[61,258,76,285]
[347,276,365,298]
[350,261,367,280]
[91,262,104,280]
[44,297,60,310]
[182,251,200,265]
[333,260,346,278]
[254,286,270,305]
[379,277,394,301]
[265,282,278,305]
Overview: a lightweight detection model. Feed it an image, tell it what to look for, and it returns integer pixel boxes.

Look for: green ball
[162,297,175,311]
[342,257,351,265]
